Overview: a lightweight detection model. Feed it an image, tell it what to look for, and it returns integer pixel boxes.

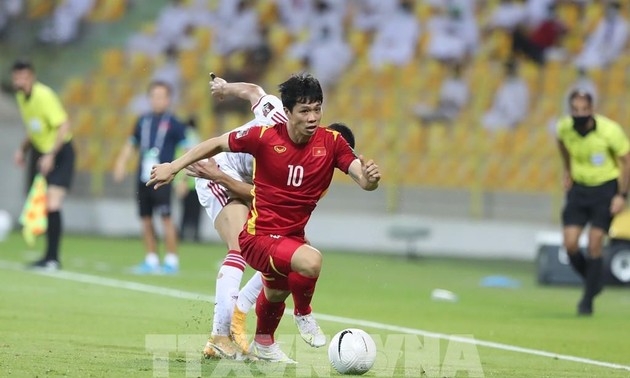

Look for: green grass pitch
[0,232,629,377]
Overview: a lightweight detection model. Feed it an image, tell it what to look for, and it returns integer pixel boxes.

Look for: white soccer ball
[328,328,376,375]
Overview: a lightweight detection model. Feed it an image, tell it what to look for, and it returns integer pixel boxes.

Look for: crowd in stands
[3,0,630,144]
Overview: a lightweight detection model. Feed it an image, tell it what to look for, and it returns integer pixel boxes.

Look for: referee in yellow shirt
[557,90,630,315]
[12,60,75,270]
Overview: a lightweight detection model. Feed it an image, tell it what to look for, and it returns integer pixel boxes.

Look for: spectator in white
[525,0,554,28]
[154,0,193,48]
[574,1,629,70]
[486,0,527,32]
[39,0,96,44]
[368,0,420,69]
[0,0,23,35]
[274,0,313,35]
[414,63,469,127]
[482,60,529,131]
[425,5,468,64]
[444,0,480,56]
[213,0,262,56]
[351,0,398,32]
[302,27,353,90]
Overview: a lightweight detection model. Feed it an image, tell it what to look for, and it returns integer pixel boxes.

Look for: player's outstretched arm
[185,159,254,201]
[348,155,381,191]
[209,72,266,106]
[147,133,231,189]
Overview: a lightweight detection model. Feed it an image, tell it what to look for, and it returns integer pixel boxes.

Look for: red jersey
[228,124,356,237]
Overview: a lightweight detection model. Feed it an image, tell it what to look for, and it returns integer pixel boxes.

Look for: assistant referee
[12,60,75,270]
[557,90,630,315]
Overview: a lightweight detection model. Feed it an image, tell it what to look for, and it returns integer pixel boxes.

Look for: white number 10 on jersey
[287,165,304,187]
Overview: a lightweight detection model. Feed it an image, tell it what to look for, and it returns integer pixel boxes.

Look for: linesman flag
[19,174,47,247]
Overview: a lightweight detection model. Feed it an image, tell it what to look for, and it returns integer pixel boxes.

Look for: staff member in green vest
[557,90,630,315]
[12,60,75,271]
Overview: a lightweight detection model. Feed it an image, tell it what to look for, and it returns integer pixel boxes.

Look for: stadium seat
[89,0,127,22]
[27,0,54,19]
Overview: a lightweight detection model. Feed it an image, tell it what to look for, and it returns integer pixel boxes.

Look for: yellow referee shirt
[557,114,630,186]
[16,82,71,153]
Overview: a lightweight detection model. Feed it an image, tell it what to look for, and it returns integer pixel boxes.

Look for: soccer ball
[0,210,12,241]
[328,328,376,375]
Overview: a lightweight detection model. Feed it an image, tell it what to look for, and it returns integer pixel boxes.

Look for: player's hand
[360,155,381,184]
[185,159,222,181]
[39,153,55,176]
[610,194,626,215]
[146,163,176,189]
[209,72,227,101]
[14,149,25,168]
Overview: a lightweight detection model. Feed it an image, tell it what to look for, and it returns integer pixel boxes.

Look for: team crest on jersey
[262,102,275,117]
[235,128,249,139]
[312,147,326,157]
[274,145,287,153]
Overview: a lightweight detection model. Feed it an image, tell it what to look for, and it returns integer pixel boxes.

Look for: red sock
[254,292,285,346]
[288,272,318,316]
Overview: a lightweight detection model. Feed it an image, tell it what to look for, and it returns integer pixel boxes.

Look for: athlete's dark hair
[148,80,172,95]
[12,59,34,72]
[278,73,323,112]
[568,89,593,106]
[328,122,355,149]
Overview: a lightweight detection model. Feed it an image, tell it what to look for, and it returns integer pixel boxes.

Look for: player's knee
[563,240,580,253]
[298,252,322,277]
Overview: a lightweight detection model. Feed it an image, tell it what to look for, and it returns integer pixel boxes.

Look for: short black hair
[12,59,34,72]
[568,89,593,106]
[278,73,323,112]
[148,80,172,95]
[328,122,355,149]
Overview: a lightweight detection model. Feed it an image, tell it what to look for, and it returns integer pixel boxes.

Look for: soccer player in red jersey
[147,74,381,362]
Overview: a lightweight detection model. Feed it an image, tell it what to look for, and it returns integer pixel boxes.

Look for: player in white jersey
[192,75,288,359]
[191,74,357,359]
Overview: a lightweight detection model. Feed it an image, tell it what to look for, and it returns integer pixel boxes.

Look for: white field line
[1,260,628,372]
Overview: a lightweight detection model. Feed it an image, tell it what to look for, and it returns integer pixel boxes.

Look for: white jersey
[195,94,287,222]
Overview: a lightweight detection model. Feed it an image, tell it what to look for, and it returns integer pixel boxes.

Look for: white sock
[145,253,159,267]
[164,253,179,267]
[212,253,245,336]
[236,271,263,313]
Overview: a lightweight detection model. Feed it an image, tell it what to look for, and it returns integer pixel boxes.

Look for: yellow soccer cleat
[230,306,250,354]
[203,335,238,359]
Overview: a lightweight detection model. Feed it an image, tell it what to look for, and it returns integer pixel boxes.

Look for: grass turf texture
[0,232,629,377]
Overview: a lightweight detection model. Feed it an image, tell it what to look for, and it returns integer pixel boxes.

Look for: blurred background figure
[482,60,529,131]
[113,81,189,275]
[38,0,96,44]
[11,60,75,271]
[510,3,567,66]
[574,1,629,70]
[368,0,420,69]
[413,63,468,127]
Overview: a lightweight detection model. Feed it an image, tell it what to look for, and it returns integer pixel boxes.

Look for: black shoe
[28,259,61,271]
[577,297,593,316]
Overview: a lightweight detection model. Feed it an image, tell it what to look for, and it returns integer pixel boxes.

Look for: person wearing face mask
[11,60,75,271]
[556,90,630,315]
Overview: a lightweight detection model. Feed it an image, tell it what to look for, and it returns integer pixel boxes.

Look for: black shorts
[28,141,75,190]
[562,179,618,231]
[137,182,172,218]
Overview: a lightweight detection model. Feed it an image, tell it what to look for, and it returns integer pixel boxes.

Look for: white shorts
[194,160,246,225]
